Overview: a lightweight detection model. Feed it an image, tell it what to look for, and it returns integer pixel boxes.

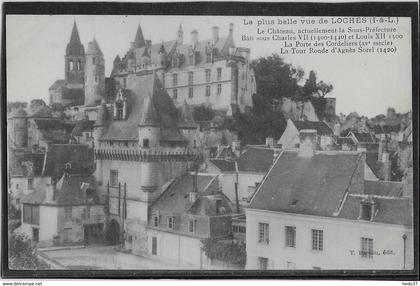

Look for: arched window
[77,60,82,70]
[69,60,74,71]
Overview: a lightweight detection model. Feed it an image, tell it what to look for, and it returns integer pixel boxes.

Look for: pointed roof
[158,42,166,54]
[66,21,85,55]
[178,100,197,129]
[86,38,103,55]
[139,94,159,127]
[133,23,146,49]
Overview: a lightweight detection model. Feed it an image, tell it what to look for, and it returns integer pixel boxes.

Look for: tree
[8,233,49,270]
[317,81,334,98]
[192,105,215,122]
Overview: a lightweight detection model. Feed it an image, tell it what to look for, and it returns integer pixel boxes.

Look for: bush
[8,232,49,270]
[201,238,246,267]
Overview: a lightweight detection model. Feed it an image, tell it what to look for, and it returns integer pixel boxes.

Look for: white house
[246,130,413,270]
[277,119,334,150]
[206,146,276,207]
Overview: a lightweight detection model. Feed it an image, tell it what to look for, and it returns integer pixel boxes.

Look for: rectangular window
[173,89,178,100]
[123,78,127,88]
[361,237,374,259]
[143,138,150,148]
[311,229,323,251]
[172,74,178,86]
[64,206,72,220]
[258,257,268,270]
[32,228,39,243]
[188,219,195,233]
[23,204,39,225]
[188,87,194,99]
[168,217,174,229]
[217,68,222,81]
[86,206,91,219]
[189,54,194,65]
[217,84,222,95]
[258,223,269,244]
[27,178,33,190]
[205,69,211,82]
[188,72,194,85]
[206,85,211,97]
[154,216,159,227]
[285,226,296,248]
[110,170,118,186]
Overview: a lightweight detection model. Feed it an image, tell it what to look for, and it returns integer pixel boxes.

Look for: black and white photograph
[2,1,418,280]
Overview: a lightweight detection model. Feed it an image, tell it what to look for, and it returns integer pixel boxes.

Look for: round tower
[93,101,108,183]
[8,108,28,149]
[84,38,105,106]
[65,21,85,85]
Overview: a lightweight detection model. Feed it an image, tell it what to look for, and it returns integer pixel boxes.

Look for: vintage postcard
[2,2,418,279]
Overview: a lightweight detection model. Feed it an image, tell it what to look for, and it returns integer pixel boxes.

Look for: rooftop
[292,120,334,136]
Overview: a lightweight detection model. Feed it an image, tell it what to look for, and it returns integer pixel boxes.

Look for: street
[40,245,199,270]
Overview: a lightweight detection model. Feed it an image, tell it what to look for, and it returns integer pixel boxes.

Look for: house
[206,146,275,207]
[93,72,200,254]
[245,130,413,270]
[146,173,234,268]
[277,119,334,150]
[71,119,95,146]
[8,144,94,209]
[111,23,256,112]
[20,169,105,247]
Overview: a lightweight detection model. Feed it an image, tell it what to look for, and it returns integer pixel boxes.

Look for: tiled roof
[249,151,363,217]
[27,106,53,118]
[364,180,403,197]
[22,174,103,206]
[99,74,185,142]
[208,159,236,172]
[33,118,68,130]
[237,147,274,173]
[42,144,94,181]
[71,119,95,136]
[54,174,102,205]
[336,137,355,145]
[151,173,219,215]
[49,80,65,91]
[292,120,334,136]
[350,132,376,143]
[338,194,412,226]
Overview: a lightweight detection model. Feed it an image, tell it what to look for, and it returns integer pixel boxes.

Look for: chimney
[191,30,198,48]
[212,26,219,43]
[265,137,274,148]
[189,192,198,203]
[229,23,234,34]
[45,183,55,202]
[298,129,317,157]
[382,152,390,181]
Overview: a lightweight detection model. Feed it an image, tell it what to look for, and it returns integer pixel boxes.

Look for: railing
[94,148,201,162]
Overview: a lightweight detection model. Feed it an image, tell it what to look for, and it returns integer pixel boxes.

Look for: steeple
[177,24,183,44]
[133,23,146,49]
[139,94,159,127]
[86,37,103,55]
[66,21,84,55]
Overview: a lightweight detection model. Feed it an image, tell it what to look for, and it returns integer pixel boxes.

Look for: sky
[6,15,412,117]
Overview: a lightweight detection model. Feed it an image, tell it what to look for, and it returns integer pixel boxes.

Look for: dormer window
[143,139,150,148]
[115,100,124,120]
[359,200,376,221]
[206,52,212,63]
[188,54,194,65]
